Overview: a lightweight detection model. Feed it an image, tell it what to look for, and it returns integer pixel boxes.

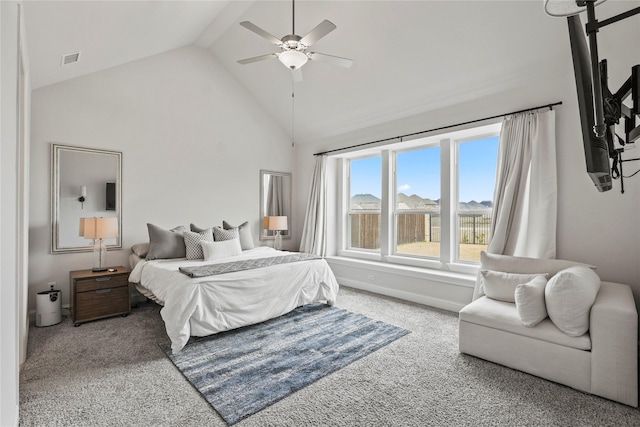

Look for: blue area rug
[160,303,410,425]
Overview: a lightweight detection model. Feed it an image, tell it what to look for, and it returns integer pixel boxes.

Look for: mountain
[396,193,438,210]
[350,193,492,211]
[350,193,381,210]
[459,200,492,210]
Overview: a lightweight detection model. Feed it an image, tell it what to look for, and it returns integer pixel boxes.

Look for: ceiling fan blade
[292,68,303,82]
[299,20,336,47]
[239,21,282,46]
[237,53,278,65]
[308,52,353,68]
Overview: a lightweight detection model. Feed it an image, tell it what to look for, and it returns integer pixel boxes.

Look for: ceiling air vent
[61,52,80,66]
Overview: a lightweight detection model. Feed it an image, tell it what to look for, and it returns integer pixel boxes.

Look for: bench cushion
[459,296,591,351]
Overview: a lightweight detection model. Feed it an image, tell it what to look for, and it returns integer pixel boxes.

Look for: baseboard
[338,278,466,313]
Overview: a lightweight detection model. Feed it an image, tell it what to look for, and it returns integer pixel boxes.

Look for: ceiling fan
[237,0,353,81]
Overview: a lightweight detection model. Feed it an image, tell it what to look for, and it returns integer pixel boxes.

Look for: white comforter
[129,247,339,353]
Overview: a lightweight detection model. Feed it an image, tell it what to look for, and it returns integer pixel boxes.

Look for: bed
[129,246,339,353]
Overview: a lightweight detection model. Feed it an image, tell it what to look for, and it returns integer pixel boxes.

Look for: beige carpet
[20,286,640,426]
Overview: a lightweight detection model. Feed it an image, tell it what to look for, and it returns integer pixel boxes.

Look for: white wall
[293,5,640,311]
[29,45,294,310]
[1,1,30,424]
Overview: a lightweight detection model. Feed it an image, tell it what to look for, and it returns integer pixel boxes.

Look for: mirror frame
[51,143,122,254]
[260,170,292,241]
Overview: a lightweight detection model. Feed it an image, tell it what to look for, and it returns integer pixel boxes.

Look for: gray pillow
[183,228,213,260]
[131,242,149,258]
[190,223,207,233]
[146,224,186,260]
[213,226,239,242]
[223,220,254,250]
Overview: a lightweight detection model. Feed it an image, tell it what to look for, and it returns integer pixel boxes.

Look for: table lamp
[80,217,118,271]
[266,216,288,250]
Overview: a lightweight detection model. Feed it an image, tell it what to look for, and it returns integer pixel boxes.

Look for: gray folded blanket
[179,253,322,278]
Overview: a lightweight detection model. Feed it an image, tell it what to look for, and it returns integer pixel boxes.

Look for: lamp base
[274,231,282,250]
[93,239,108,272]
[92,267,108,272]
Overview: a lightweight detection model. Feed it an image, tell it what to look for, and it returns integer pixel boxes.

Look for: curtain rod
[313,101,563,156]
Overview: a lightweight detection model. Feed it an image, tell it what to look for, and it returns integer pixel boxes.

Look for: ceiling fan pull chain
[291,81,295,148]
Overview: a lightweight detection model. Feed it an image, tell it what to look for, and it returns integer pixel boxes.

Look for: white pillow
[544,266,601,337]
[515,275,548,327]
[201,238,242,261]
[474,251,596,300]
[481,270,548,303]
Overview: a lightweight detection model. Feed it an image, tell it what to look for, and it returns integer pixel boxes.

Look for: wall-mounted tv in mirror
[106,182,116,211]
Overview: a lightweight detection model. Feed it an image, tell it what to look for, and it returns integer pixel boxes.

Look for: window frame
[346,154,382,254]
[337,122,501,272]
[392,143,442,261]
[453,132,501,265]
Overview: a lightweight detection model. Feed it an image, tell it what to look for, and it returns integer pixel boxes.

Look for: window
[340,123,500,269]
[348,156,381,251]
[456,136,499,262]
[395,146,440,258]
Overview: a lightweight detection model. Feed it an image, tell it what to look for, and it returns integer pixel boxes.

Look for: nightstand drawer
[70,266,131,326]
[75,275,127,293]
[75,286,129,321]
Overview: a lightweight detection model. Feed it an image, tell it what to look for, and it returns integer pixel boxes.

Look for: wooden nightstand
[70,266,131,327]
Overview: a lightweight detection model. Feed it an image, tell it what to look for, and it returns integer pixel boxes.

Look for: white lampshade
[78,218,93,237]
[278,50,308,70]
[266,216,288,231]
[543,0,607,17]
[80,217,118,239]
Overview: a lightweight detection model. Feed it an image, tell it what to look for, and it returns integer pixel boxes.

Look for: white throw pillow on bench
[544,266,601,337]
[481,270,548,303]
[475,251,595,300]
[515,275,549,327]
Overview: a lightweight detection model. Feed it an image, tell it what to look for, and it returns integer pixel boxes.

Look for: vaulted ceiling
[22,0,638,144]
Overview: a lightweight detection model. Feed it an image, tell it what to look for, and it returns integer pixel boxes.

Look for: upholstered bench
[459,252,638,407]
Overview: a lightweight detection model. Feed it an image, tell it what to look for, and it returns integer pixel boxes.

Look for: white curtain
[267,175,285,216]
[300,155,327,256]
[487,109,557,258]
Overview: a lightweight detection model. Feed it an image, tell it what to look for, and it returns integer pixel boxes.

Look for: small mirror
[260,170,292,240]
[51,144,122,253]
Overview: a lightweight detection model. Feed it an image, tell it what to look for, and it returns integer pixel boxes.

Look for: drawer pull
[95,288,112,294]
[95,277,112,282]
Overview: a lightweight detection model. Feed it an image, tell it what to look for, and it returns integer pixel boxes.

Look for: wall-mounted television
[106,182,116,211]
[563,2,640,193]
[567,14,613,192]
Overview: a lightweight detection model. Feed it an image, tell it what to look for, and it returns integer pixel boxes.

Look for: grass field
[397,241,486,262]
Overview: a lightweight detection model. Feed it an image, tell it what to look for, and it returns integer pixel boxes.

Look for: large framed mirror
[51,144,122,253]
[260,170,292,241]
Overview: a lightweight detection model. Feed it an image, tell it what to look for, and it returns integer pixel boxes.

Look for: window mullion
[380,150,391,257]
[440,138,452,264]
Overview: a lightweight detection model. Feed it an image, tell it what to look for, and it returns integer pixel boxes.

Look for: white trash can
[36,289,62,327]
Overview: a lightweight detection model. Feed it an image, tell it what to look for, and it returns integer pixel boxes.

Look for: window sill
[338,249,382,262]
[327,255,476,288]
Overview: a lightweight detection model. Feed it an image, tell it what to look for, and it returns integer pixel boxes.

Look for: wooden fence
[349,212,491,249]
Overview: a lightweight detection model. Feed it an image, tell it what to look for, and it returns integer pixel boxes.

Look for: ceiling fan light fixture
[278,50,308,70]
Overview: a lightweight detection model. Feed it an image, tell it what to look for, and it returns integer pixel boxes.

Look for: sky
[350,136,499,203]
